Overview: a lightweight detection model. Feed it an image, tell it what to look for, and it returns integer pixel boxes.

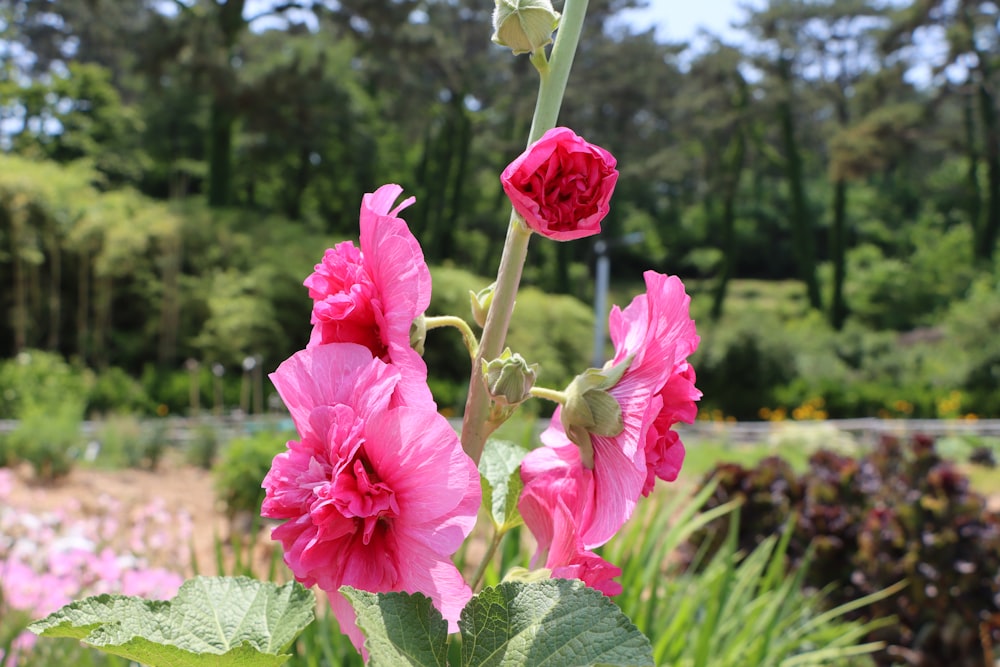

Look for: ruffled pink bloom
[609,272,700,496]
[263,343,480,653]
[304,184,433,406]
[642,363,699,492]
[530,271,700,550]
[518,445,622,596]
[501,127,619,241]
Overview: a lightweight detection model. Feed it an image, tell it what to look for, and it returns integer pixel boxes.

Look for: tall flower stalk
[460,0,592,464]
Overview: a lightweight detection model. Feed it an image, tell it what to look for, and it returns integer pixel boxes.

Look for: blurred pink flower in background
[0,478,188,667]
[501,127,619,241]
[304,184,433,407]
[263,343,480,653]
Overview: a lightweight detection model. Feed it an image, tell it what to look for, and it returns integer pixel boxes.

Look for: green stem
[529,386,568,404]
[425,315,479,359]
[526,0,590,142]
[470,528,505,591]
[460,0,591,464]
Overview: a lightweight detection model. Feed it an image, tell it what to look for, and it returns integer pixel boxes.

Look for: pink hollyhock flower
[641,363,699,493]
[531,271,700,549]
[609,271,700,496]
[304,184,433,406]
[262,343,480,653]
[501,127,619,241]
[518,445,622,596]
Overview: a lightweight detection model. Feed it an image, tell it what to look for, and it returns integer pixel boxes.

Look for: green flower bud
[482,348,538,408]
[409,314,427,355]
[491,0,560,56]
[469,283,496,328]
[559,356,632,468]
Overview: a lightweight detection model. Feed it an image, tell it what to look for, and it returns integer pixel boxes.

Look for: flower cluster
[498,126,699,594]
[263,131,697,655]
[0,469,187,666]
[262,185,481,653]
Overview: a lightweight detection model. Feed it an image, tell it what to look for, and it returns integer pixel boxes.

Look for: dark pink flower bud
[501,127,619,241]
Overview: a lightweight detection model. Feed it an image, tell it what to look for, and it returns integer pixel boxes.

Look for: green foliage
[653,526,891,667]
[424,265,484,388]
[3,604,130,667]
[478,439,528,532]
[29,577,316,667]
[462,580,653,667]
[186,423,221,470]
[602,483,884,667]
[288,605,364,667]
[844,218,976,331]
[2,639,130,667]
[0,433,11,469]
[6,63,148,185]
[88,367,152,416]
[192,267,285,367]
[1,0,1000,423]
[341,588,450,667]
[91,414,168,471]
[684,279,1000,418]
[214,431,288,519]
[694,435,1000,666]
[94,413,145,469]
[0,350,90,419]
[343,581,653,667]
[140,364,244,417]
[6,402,83,481]
[693,310,798,419]
[506,287,593,394]
[943,276,1000,412]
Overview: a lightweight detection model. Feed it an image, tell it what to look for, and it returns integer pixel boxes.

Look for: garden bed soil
[4,454,279,579]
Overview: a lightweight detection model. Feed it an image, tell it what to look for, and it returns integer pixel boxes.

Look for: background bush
[693,434,1000,666]
[6,403,82,481]
[213,430,290,520]
[0,351,89,420]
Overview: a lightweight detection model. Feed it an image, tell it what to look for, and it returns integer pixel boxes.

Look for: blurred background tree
[0,0,998,418]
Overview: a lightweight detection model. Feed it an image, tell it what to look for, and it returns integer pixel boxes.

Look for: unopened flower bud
[560,356,632,468]
[482,348,538,407]
[470,283,496,328]
[491,0,560,56]
[410,314,427,355]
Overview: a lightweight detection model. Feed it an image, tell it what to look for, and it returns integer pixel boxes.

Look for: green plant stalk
[425,315,479,359]
[528,386,568,404]
[470,527,505,591]
[460,0,592,464]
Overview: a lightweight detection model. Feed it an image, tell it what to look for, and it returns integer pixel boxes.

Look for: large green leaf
[479,439,528,531]
[341,587,449,667]
[29,576,315,667]
[459,580,653,667]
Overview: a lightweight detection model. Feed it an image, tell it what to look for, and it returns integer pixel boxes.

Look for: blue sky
[615,0,949,86]
[616,0,750,43]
